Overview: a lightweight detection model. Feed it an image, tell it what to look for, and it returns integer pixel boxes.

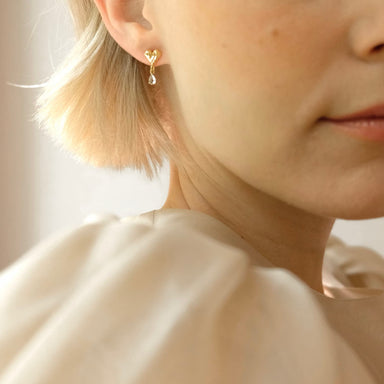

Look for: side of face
[149,0,384,219]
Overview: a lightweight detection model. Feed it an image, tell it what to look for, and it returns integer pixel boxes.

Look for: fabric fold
[0,208,382,383]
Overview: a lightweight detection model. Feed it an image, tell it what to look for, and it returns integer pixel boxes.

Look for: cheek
[159,2,384,217]
[169,6,312,132]
[164,1,339,182]
[169,1,330,121]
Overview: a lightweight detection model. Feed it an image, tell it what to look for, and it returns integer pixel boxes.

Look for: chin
[308,168,384,219]
[335,210,384,221]
[322,192,384,220]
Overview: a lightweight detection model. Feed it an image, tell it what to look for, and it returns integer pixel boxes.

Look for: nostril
[372,43,384,53]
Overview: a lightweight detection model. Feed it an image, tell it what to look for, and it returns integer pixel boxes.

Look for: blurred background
[0,0,383,270]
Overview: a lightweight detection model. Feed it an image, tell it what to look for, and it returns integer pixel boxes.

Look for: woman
[0,0,383,382]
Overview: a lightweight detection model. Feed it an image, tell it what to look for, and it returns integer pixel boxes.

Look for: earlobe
[93,0,164,66]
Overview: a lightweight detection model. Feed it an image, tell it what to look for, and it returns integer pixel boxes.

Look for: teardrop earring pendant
[144,49,162,85]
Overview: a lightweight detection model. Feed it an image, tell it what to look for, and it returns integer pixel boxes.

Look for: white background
[0,0,383,270]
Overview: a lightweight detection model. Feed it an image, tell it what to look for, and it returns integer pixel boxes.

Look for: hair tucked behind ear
[35,0,179,180]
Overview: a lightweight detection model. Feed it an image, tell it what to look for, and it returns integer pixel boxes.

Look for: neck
[161,161,335,294]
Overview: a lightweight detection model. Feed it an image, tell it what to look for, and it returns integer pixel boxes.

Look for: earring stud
[144,49,162,85]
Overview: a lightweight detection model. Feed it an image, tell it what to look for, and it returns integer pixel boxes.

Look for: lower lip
[323,118,384,142]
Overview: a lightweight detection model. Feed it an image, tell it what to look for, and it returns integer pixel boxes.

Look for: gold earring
[144,49,162,85]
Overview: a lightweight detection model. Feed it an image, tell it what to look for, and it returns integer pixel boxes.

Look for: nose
[350,2,384,62]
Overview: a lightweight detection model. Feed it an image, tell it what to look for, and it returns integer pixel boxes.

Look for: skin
[94,0,384,294]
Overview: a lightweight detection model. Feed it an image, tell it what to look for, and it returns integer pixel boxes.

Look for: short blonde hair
[35,0,180,180]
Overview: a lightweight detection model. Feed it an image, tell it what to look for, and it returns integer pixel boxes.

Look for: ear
[93,0,166,66]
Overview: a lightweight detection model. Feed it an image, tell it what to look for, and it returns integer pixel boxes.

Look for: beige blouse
[0,208,383,383]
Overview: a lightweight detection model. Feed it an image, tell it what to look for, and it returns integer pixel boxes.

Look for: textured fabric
[0,208,383,383]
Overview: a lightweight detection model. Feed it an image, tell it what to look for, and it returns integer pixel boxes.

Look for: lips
[324,103,384,122]
[321,102,384,142]
[324,117,384,142]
